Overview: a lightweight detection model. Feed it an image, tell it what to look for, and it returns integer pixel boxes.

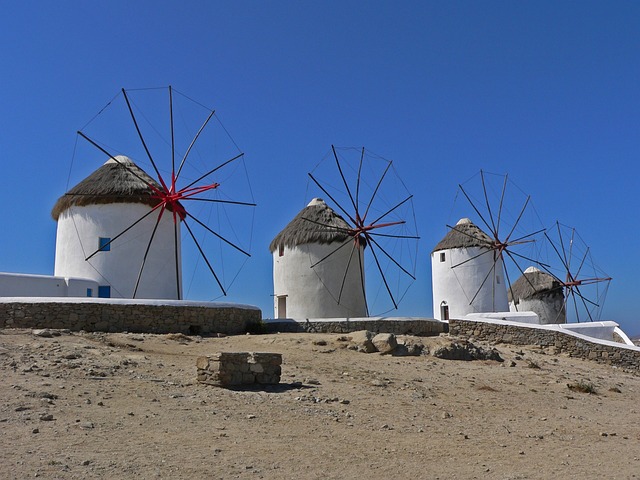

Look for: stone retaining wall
[265,317,447,336]
[0,300,261,335]
[449,318,640,370]
[197,352,282,386]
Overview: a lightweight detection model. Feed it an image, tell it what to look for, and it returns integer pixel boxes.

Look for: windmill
[271,146,419,318]
[538,222,612,322]
[432,170,545,320]
[53,86,255,300]
[307,146,420,316]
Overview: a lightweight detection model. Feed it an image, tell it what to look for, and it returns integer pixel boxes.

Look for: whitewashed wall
[273,242,367,319]
[0,272,98,297]
[54,203,182,299]
[509,296,566,324]
[431,246,508,320]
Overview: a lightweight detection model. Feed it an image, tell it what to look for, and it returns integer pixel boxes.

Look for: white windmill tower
[270,198,367,319]
[508,266,566,324]
[52,156,182,299]
[431,218,508,320]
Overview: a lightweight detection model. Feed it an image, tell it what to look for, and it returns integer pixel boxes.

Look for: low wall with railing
[449,317,640,370]
[265,317,447,336]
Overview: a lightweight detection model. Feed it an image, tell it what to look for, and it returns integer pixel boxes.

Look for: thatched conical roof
[269,198,361,252]
[432,218,494,252]
[51,156,165,220]
[508,266,563,303]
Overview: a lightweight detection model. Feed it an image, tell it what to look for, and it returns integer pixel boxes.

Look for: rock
[372,333,398,354]
[393,339,425,356]
[348,330,376,353]
[32,329,55,338]
[432,340,503,362]
[39,414,54,421]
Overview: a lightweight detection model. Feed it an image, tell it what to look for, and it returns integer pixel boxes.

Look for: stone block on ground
[197,352,282,387]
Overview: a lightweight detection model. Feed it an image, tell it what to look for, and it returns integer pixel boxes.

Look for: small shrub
[567,381,598,395]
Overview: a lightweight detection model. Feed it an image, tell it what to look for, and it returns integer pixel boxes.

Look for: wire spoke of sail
[444,224,493,248]
[173,214,181,300]
[495,172,508,238]
[544,230,572,274]
[85,205,162,261]
[367,238,398,310]
[185,198,257,207]
[468,260,498,306]
[509,228,545,245]
[309,238,354,268]
[122,88,167,191]
[362,160,392,223]
[503,255,518,312]
[133,206,166,298]
[572,284,600,309]
[185,212,251,257]
[574,246,590,280]
[369,195,414,227]
[337,241,358,304]
[458,184,494,238]
[366,231,420,240]
[507,250,552,271]
[332,145,358,215]
[451,248,494,269]
[357,242,369,316]
[504,250,538,295]
[366,235,416,280]
[182,219,226,296]
[481,170,498,237]
[175,108,216,182]
[504,195,531,244]
[556,222,571,273]
[355,147,364,211]
[182,152,245,191]
[300,216,352,235]
[169,86,175,189]
[570,290,582,322]
[76,131,165,197]
[308,173,358,226]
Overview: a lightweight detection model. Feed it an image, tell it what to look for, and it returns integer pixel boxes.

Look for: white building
[508,266,566,324]
[51,156,182,299]
[269,198,367,319]
[431,218,508,320]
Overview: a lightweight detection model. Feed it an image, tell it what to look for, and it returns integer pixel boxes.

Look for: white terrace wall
[449,318,640,371]
[0,298,261,335]
[0,272,99,298]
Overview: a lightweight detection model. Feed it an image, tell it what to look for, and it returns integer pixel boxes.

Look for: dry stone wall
[0,301,260,335]
[197,352,282,386]
[449,318,640,371]
[267,318,447,336]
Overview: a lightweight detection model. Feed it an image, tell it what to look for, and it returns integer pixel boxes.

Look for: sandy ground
[1,328,639,480]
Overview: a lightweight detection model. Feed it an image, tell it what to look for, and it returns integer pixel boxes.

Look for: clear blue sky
[1,1,638,333]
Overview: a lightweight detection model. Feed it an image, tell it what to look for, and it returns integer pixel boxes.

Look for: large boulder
[348,330,376,353]
[372,333,398,354]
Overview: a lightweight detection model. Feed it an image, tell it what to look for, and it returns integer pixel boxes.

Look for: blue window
[98,237,111,252]
[86,288,93,297]
[98,286,111,298]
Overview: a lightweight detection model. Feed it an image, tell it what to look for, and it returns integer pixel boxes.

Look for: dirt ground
[1,328,639,480]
